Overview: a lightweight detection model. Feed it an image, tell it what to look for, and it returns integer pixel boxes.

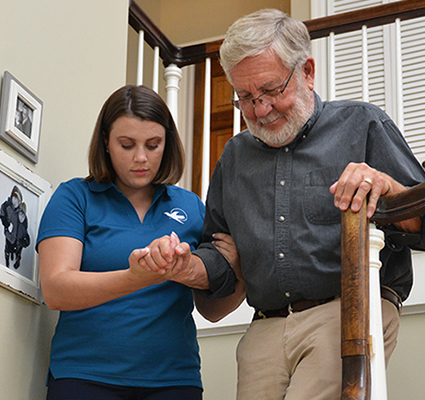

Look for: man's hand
[330,162,422,232]
[330,162,401,218]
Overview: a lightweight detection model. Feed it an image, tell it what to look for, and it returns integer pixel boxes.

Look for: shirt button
[279,253,285,259]
[280,180,285,186]
[285,292,291,297]
[279,216,285,222]
[284,147,289,152]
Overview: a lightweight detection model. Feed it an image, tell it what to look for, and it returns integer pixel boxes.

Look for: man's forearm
[194,279,246,323]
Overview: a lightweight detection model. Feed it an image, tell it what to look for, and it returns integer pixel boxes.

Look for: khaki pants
[236,298,399,400]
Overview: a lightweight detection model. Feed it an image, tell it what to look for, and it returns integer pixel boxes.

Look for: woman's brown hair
[86,85,184,185]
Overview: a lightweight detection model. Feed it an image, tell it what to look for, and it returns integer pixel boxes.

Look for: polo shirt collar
[87,180,114,193]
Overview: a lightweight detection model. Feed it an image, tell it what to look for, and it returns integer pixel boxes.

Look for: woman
[37,85,242,400]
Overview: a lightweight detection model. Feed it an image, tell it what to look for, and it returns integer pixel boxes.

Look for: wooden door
[192,58,246,198]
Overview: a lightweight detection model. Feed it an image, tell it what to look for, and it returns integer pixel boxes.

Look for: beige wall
[0,1,128,398]
[291,0,311,20]
[128,0,290,87]
[137,0,290,45]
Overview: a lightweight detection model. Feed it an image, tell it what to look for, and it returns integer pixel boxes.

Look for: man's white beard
[244,84,313,147]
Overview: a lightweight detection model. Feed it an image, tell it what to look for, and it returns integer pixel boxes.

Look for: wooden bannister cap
[372,181,425,225]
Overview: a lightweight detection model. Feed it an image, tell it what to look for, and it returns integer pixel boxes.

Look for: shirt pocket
[304,166,346,225]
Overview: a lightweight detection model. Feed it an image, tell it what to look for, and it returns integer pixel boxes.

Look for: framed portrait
[0,71,44,163]
[0,149,51,303]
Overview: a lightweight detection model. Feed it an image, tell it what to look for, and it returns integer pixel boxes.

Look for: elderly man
[137,9,425,400]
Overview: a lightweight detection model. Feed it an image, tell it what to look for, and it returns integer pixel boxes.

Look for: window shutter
[322,0,425,164]
[400,16,425,164]
[330,0,386,108]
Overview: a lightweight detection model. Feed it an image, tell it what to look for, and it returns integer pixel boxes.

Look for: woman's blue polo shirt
[36,178,205,388]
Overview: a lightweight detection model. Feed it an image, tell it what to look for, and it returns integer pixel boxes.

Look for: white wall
[0,1,128,398]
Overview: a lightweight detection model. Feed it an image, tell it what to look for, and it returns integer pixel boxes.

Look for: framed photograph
[0,149,51,303]
[0,71,44,163]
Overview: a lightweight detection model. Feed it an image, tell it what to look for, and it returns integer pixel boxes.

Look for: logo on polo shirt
[164,208,188,225]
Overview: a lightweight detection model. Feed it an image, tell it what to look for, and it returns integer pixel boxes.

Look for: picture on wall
[0,71,44,163]
[0,150,51,303]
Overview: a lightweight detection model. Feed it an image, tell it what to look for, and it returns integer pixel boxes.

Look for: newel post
[341,201,370,400]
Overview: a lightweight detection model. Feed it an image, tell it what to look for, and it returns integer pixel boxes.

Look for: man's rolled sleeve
[193,243,237,299]
[382,217,425,252]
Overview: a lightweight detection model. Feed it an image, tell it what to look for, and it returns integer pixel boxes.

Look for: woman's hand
[130,233,180,275]
[130,232,209,290]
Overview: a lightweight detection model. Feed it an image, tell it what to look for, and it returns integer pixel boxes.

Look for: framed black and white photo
[0,71,43,163]
[0,150,51,303]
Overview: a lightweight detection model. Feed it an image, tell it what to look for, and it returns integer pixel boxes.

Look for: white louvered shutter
[316,0,425,165]
[400,16,425,164]
[329,0,387,108]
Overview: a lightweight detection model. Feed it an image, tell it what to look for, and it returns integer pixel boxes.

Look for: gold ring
[363,177,373,186]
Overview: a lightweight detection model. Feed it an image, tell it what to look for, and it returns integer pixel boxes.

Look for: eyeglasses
[232,67,295,111]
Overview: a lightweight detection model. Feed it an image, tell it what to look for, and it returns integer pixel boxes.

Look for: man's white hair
[219,9,311,83]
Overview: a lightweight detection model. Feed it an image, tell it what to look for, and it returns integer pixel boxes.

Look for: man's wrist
[170,254,210,290]
[186,255,210,289]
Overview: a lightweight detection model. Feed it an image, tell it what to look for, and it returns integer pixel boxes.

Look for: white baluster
[137,30,144,86]
[369,223,387,400]
[201,58,211,202]
[163,64,182,127]
[152,46,160,93]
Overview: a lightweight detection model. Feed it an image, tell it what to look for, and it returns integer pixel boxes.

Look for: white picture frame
[0,149,51,303]
[0,71,44,163]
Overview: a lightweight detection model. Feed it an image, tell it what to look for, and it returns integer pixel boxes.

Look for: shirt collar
[87,180,114,193]
[287,91,322,146]
[302,91,322,134]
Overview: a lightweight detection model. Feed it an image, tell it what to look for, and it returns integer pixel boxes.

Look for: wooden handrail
[128,0,219,67]
[128,0,425,67]
[372,182,425,225]
[341,203,370,400]
[305,0,425,39]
